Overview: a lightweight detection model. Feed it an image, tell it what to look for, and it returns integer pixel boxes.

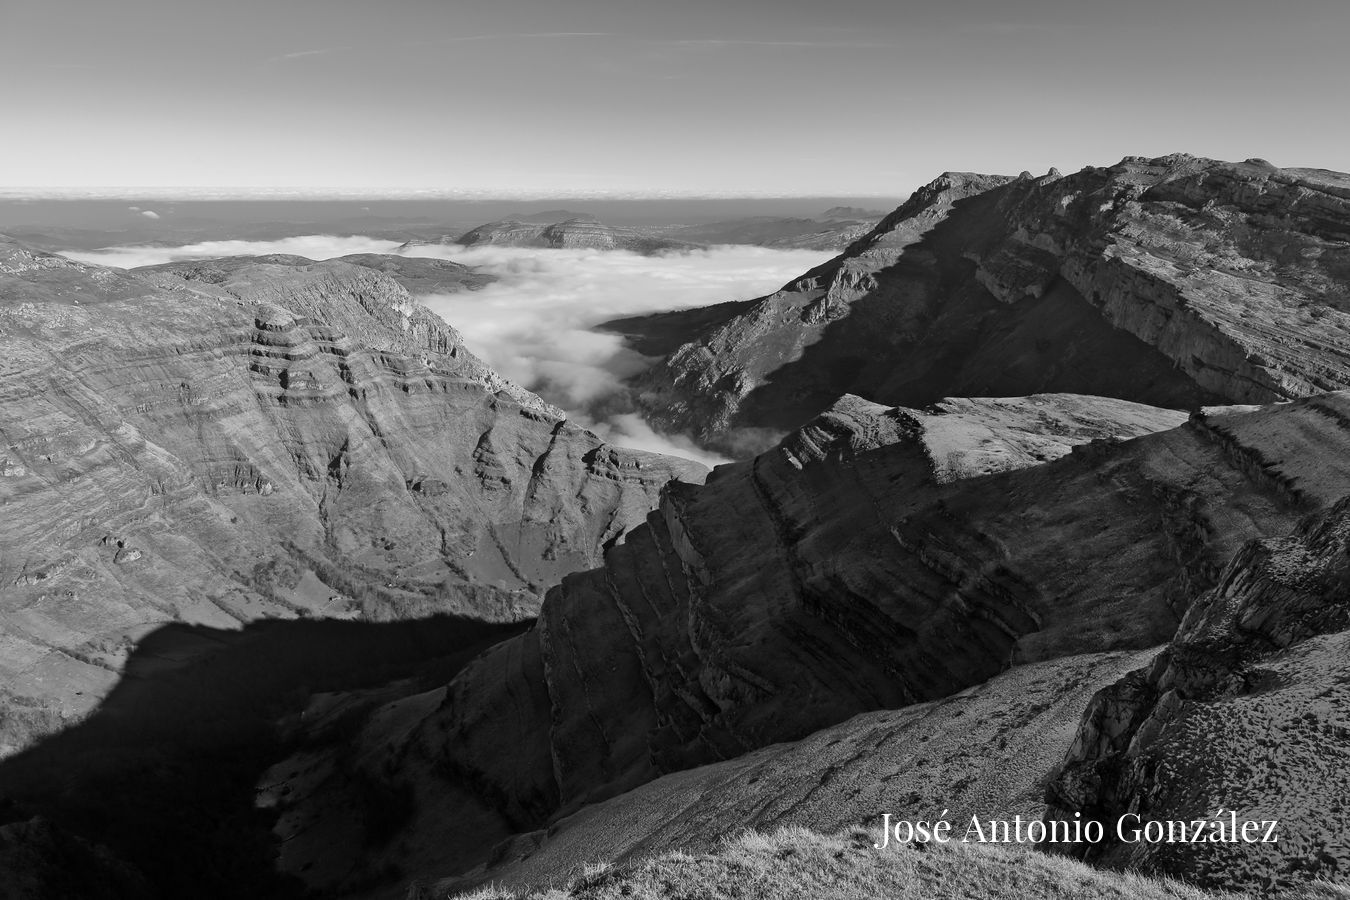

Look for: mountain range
[1,153,1349,899]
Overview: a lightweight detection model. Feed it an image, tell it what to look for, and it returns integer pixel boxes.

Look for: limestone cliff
[632,156,1350,455]
[0,241,704,754]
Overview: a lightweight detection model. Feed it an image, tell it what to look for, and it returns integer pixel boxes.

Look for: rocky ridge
[630,156,1350,455]
[268,388,1350,895]
[0,240,704,754]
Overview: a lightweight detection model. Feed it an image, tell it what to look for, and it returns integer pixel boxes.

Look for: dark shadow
[596,297,761,358]
[0,613,530,899]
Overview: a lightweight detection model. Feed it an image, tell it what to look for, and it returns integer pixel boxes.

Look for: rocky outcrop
[0,240,704,754]
[632,156,1350,456]
[1044,494,1350,893]
[276,389,1350,896]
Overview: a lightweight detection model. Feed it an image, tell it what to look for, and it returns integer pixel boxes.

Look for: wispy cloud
[266,46,349,64]
[267,33,612,64]
[406,32,613,47]
[664,38,895,49]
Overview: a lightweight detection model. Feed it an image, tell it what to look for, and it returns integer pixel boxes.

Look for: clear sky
[3,0,1347,195]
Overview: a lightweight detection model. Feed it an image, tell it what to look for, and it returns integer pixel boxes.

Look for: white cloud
[140,210,160,219]
[405,242,831,464]
[61,235,402,269]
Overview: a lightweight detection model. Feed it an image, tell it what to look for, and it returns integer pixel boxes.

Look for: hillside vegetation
[440,827,1350,900]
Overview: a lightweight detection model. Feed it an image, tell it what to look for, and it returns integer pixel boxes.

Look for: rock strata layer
[0,241,704,753]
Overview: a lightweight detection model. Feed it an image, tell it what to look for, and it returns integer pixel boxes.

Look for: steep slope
[435,648,1153,893]
[1044,495,1350,893]
[0,240,704,753]
[632,155,1350,455]
[268,389,1350,896]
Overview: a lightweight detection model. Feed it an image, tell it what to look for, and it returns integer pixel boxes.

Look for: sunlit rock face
[0,241,704,753]
[632,155,1350,456]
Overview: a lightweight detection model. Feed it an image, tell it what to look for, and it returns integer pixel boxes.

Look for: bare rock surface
[630,156,1350,455]
[0,239,704,753]
[1045,495,1350,892]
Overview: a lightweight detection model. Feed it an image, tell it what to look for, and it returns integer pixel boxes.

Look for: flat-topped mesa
[451,216,700,254]
[633,154,1350,456]
[0,240,704,754]
[384,390,1350,853]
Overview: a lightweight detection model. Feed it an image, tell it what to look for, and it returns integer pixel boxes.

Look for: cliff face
[1044,495,1350,892]
[382,390,1350,851]
[632,156,1350,455]
[0,242,703,753]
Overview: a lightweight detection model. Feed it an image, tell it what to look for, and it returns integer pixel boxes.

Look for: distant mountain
[502,209,596,223]
[819,205,888,219]
[402,216,703,255]
[669,209,882,251]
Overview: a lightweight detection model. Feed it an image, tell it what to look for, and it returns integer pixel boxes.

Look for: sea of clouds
[64,237,831,467]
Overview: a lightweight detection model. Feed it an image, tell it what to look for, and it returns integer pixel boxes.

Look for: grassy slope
[443,826,1350,900]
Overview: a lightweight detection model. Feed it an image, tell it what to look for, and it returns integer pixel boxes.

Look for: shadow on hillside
[0,613,530,899]
[720,183,1220,444]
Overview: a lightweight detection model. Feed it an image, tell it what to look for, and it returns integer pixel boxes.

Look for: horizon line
[0,186,914,202]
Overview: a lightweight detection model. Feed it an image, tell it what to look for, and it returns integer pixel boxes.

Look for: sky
[3,0,1349,195]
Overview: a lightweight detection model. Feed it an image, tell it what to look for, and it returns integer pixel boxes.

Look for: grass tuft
[445,825,1318,900]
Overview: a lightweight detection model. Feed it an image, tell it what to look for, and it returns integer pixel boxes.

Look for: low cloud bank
[405,243,830,466]
[62,236,831,466]
[62,235,402,269]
